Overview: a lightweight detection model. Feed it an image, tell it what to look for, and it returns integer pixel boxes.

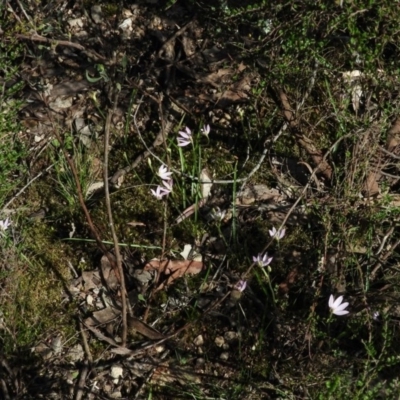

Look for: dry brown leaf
[279,90,297,127]
[101,254,119,290]
[386,118,400,152]
[237,61,247,72]
[84,305,121,326]
[128,317,165,340]
[82,270,101,291]
[363,171,380,197]
[144,259,204,290]
[297,135,333,181]
[202,68,233,87]
[49,80,90,98]
[216,76,251,108]
[278,267,299,295]
[151,363,201,386]
[127,221,146,227]
[236,185,285,206]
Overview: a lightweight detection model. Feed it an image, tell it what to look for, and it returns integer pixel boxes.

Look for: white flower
[0,218,11,231]
[177,127,192,147]
[150,185,170,200]
[157,165,172,181]
[201,124,210,136]
[269,226,286,240]
[253,252,273,267]
[329,295,349,316]
[210,207,226,221]
[162,179,173,192]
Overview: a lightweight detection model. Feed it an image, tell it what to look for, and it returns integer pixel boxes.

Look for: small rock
[214,336,224,347]
[193,335,204,346]
[68,18,84,28]
[220,352,229,361]
[51,336,63,354]
[91,5,103,24]
[49,96,73,110]
[155,344,165,353]
[196,358,205,368]
[110,366,123,384]
[67,344,84,362]
[133,269,153,286]
[224,331,238,342]
[35,342,53,360]
[86,294,94,306]
[119,18,132,31]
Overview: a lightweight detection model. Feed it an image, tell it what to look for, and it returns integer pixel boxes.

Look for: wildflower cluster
[251,226,285,270]
[151,165,173,200]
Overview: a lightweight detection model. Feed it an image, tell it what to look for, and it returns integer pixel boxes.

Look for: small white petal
[332,295,344,309]
[335,302,349,312]
[333,309,349,316]
[179,132,191,139]
[177,137,191,147]
[158,165,172,180]
[329,294,335,308]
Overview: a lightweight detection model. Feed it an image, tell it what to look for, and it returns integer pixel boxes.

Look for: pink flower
[269,226,286,240]
[0,218,11,231]
[162,179,173,192]
[177,127,193,147]
[253,253,273,267]
[234,280,247,292]
[201,124,210,136]
[151,185,170,200]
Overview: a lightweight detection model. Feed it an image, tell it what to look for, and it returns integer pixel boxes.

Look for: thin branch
[79,320,93,363]
[15,33,107,62]
[15,0,33,25]
[103,89,129,346]
[379,146,400,160]
[74,359,89,400]
[48,116,120,287]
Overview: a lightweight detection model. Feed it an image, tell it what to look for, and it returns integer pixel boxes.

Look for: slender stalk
[103,89,129,346]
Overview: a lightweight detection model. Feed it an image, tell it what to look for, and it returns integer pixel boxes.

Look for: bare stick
[15,0,33,25]
[15,33,107,62]
[5,1,23,24]
[0,379,10,400]
[74,359,89,400]
[48,116,121,286]
[79,321,93,363]
[103,89,129,346]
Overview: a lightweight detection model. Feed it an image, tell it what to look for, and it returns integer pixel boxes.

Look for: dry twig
[103,89,130,346]
[15,33,107,62]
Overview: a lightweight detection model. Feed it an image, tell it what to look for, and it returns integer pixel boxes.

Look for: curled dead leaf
[144,258,205,291]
